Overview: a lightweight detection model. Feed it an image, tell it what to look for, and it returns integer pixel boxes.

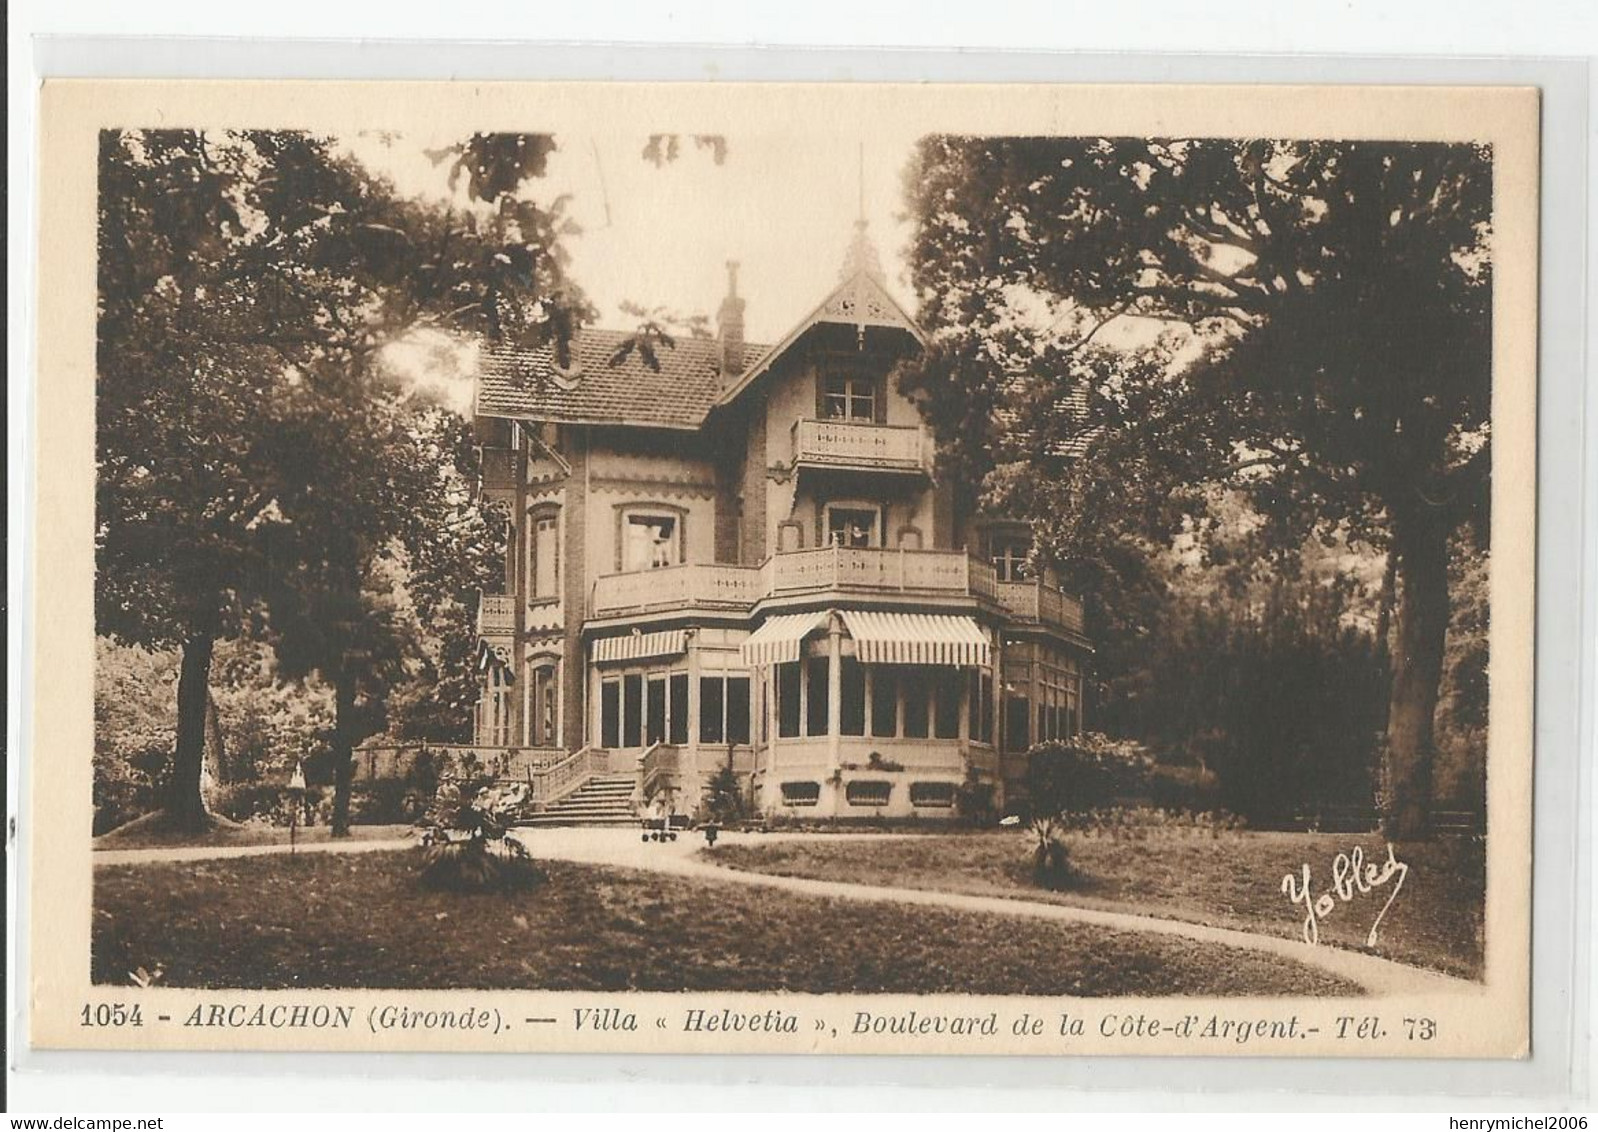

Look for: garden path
[94,826,1476,997]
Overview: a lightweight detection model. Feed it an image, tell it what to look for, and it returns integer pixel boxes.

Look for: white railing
[528,744,596,806]
[587,547,1084,635]
[768,545,971,594]
[792,419,928,472]
[590,562,764,617]
[637,741,681,800]
[477,593,517,634]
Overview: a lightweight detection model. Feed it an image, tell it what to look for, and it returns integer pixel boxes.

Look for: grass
[92,849,1360,996]
[94,811,413,851]
[712,829,1485,980]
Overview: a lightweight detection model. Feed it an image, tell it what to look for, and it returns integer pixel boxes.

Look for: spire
[839,143,885,285]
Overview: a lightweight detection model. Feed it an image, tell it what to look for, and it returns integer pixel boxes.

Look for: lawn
[94,812,412,851]
[93,850,1359,996]
[711,829,1484,980]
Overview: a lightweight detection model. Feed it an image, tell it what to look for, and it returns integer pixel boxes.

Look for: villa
[467,225,1090,821]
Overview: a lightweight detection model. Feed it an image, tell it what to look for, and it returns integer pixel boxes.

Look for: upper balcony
[588,546,1085,638]
[791,419,930,478]
[477,592,517,634]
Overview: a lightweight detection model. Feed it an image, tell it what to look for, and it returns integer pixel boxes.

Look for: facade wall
[472,315,1088,822]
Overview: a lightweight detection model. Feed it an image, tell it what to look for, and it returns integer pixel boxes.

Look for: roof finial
[840,143,885,285]
[857,140,866,225]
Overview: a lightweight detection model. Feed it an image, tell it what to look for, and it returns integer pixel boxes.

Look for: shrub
[93,745,168,835]
[1028,815,1072,890]
[213,781,329,826]
[349,779,432,825]
[417,775,541,893]
[701,765,747,825]
[953,770,997,826]
[1026,733,1152,817]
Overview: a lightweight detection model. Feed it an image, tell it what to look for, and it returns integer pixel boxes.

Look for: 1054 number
[80,1003,144,1027]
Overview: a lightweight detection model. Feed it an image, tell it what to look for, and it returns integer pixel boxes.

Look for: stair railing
[636,741,682,810]
[528,745,596,809]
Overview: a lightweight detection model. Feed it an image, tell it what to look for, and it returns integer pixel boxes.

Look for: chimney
[718,260,746,382]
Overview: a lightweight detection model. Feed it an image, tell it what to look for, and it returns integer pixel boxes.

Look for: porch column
[686,630,702,806]
[764,665,778,776]
[826,614,843,773]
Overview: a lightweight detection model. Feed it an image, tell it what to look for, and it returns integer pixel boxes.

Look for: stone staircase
[520,774,638,827]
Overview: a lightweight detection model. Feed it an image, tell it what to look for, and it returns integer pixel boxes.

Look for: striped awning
[838,610,991,667]
[739,612,830,667]
[591,629,687,664]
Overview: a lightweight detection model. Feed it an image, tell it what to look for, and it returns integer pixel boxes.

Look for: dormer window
[823,374,876,422]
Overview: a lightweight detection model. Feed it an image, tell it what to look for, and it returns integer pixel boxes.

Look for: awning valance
[739,612,830,667]
[591,629,687,665]
[838,610,991,667]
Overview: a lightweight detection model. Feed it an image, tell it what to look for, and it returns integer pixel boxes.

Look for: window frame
[822,372,878,422]
[614,503,688,573]
[823,501,883,549]
[527,505,560,603]
[990,536,1032,583]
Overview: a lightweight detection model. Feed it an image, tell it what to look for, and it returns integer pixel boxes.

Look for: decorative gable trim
[714,271,926,409]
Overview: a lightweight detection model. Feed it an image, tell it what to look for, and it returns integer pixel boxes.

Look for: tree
[902,137,1491,837]
[96,130,588,832]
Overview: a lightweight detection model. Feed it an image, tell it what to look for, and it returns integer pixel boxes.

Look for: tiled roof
[474,330,769,429]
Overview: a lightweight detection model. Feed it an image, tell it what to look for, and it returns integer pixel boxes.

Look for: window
[777,661,802,738]
[870,666,898,738]
[480,666,514,746]
[903,673,929,739]
[646,676,667,745]
[826,505,880,548]
[669,673,689,745]
[991,537,1031,583]
[845,780,892,807]
[968,671,995,744]
[823,373,876,421]
[529,661,559,747]
[1005,692,1031,751]
[699,674,752,745]
[726,677,751,745]
[910,781,956,808]
[529,510,559,599]
[805,656,829,736]
[622,674,643,748]
[840,658,866,736]
[699,676,725,744]
[600,679,621,748]
[933,669,961,739]
[780,781,821,807]
[623,512,680,572]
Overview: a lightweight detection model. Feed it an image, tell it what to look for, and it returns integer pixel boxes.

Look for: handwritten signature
[1281,844,1409,948]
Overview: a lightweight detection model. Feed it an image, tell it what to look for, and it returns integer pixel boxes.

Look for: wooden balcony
[477,592,517,634]
[589,546,1086,637]
[588,562,765,616]
[791,418,929,476]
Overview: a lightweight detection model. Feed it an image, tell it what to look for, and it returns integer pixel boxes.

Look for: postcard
[28,78,1537,1056]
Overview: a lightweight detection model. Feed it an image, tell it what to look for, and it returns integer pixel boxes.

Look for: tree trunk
[1383,513,1451,840]
[168,630,216,833]
[330,669,357,838]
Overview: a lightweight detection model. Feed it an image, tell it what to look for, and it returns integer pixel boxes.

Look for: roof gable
[715,271,926,408]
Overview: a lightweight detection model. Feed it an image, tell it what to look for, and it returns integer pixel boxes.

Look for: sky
[345,127,925,346]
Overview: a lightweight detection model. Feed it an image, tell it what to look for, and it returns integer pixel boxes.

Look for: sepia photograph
[26,80,1539,1057]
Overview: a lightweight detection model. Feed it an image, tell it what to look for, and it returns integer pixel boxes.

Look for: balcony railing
[477,593,517,634]
[590,545,1085,636]
[792,418,929,475]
